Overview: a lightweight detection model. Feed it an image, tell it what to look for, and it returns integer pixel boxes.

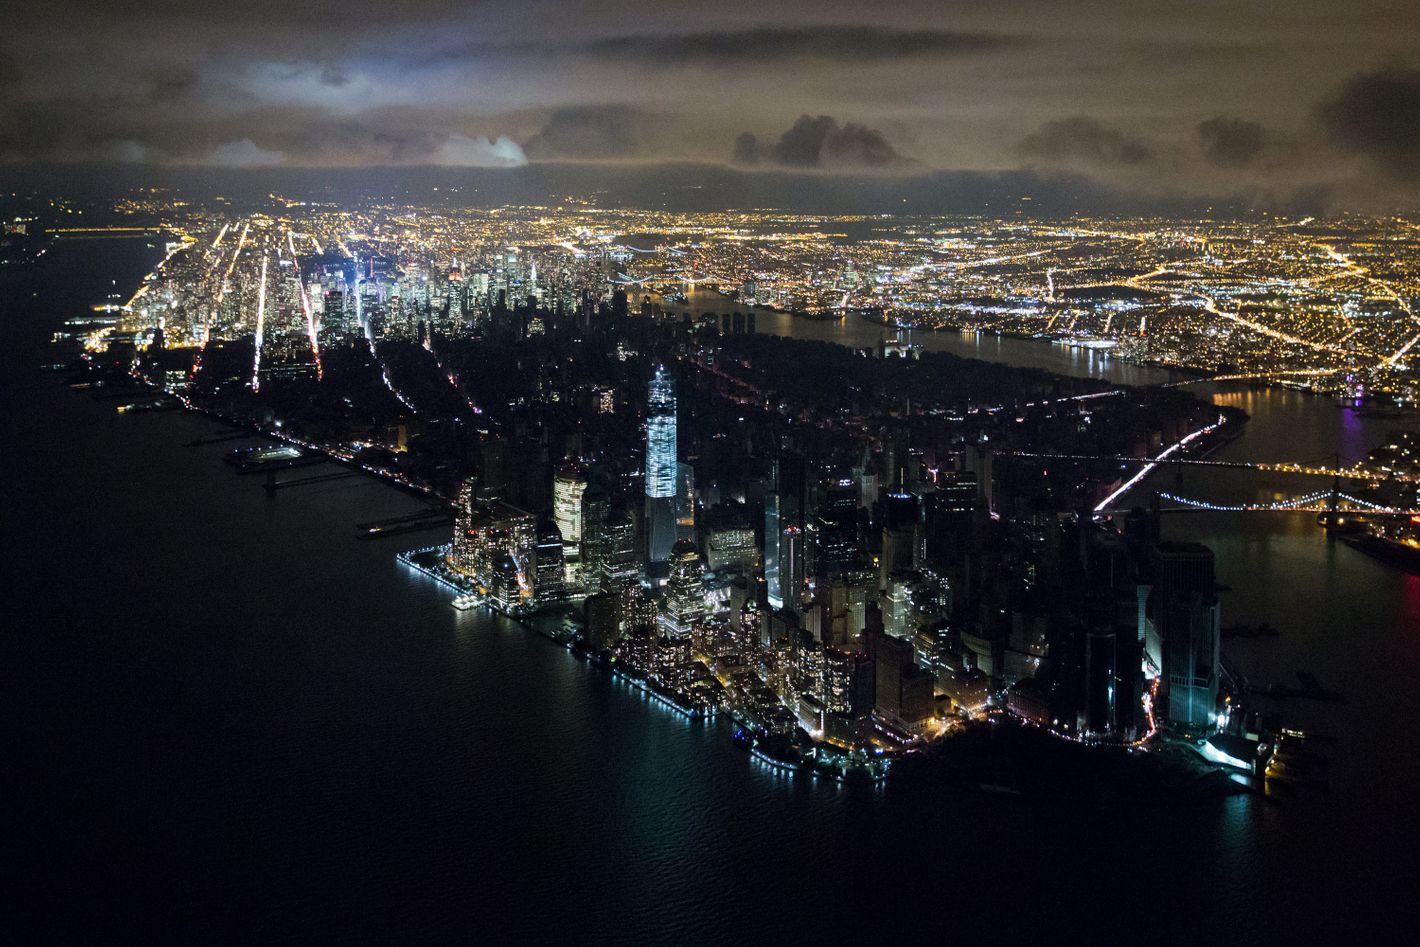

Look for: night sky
[4,1,1419,209]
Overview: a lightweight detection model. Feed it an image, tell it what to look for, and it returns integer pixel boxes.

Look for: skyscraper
[580,486,610,594]
[661,539,706,638]
[779,525,805,614]
[552,469,587,546]
[675,462,696,541]
[534,521,566,603]
[1149,542,1221,731]
[765,492,782,609]
[817,479,859,571]
[879,491,920,591]
[552,468,588,592]
[644,365,678,575]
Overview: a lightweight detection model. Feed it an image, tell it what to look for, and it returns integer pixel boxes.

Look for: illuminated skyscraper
[552,468,587,545]
[764,492,782,609]
[601,505,640,591]
[661,539,705,637]
[675,462,696,541]
[644,365,678,574]
[779,525,805,614]
[552,470,588,591]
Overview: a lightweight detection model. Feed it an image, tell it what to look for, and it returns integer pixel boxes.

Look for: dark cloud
[143,66,199,102]
[523,106,651,161]
[1017,117,1155,166]
[574,26,1016,62]
[736,115,910,169]
[1318,65,1420,177]
[1196,117,1268,167]
[732,131,761,165]
[772,115,840,166]
[823,123,905,168]
[419,25,1018,71]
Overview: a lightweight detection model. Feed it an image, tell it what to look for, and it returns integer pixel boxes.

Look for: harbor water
[4,247,1416,941]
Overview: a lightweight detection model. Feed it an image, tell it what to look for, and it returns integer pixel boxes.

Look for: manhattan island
[59,199,1419,794]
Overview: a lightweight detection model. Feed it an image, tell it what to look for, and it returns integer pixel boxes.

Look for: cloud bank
[734,115,911,170]
[1,2,1418,209]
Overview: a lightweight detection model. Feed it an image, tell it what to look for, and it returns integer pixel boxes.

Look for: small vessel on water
[115,397,174,414]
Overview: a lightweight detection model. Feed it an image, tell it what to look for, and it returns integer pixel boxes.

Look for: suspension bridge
[1003,450,1418,484]
[1149,489,1420,516]
[1000,435,1420,516]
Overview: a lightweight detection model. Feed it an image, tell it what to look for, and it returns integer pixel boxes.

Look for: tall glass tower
[764,492,782,609]
[644,365,678,574]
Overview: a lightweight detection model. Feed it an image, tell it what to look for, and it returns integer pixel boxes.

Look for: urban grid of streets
[88,197,1420,401]
[52,192,1420,787]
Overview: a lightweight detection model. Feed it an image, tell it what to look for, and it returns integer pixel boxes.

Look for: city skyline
[7,4,1420,943]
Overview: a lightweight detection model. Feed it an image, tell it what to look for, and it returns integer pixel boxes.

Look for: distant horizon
[0,160,1384,219]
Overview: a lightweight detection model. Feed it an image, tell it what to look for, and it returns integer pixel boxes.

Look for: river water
[5,248,1415,942]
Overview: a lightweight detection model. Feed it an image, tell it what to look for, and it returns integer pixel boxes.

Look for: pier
[184,430,261,447]
[263,469,363,494]
[358,511,455,539]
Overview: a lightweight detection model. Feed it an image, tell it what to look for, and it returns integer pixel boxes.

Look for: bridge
[1002,450,1417,484]
[999,419,1420,516]
[1149,489,1420,516]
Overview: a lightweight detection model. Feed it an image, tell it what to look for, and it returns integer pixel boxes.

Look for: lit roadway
[1319,242,1420,366]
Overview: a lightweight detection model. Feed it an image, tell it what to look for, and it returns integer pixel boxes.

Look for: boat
[451,593,483,610]
[115,398,174,413]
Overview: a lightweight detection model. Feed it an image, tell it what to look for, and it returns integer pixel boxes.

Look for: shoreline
[850,309,1215,383]
[394,544,891,782]
[57,313,1271,798]
[60,356,1247,796]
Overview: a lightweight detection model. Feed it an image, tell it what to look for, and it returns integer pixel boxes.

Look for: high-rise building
[580,486,610,594]
[449,478,480,576]
[882,573,913,638]
[1084,627,1118,735]
[775,451,809,531]
[489,554,523,611]
[817,479,859,570]
[661,539,706,638]
[552,469,588,546]
[447,488,536,599]
[705,521,759,573]
[1149,542,1221,731]
[534,522,566,603]
[644,365,678,575]
[584,592,622,651]
[675,462,696,541]
[601,505,640,591]
[764,492,782,609]
[779,525,805,613]
[879,491,920,591]
[477,437,509,502]
[923,471,977,565]
[822,574,868,650]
